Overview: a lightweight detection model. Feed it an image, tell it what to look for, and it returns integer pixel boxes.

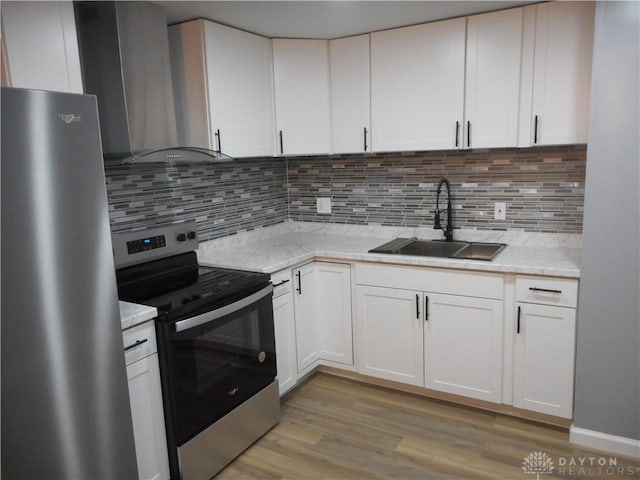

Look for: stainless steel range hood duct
[75,1,231,164]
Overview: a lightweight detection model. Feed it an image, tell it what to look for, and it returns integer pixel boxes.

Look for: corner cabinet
[512,276,578,418]
[292,262,353,373]
[1,1,83,93]
[168,20,275,157]
[272,39,331,155]
[329,34,371,154]
[123,321,170,480]
[519,2,595,146]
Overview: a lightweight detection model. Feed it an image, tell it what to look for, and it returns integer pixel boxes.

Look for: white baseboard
[570,426,640,459]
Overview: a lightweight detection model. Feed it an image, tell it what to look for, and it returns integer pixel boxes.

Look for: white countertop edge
[119,301,157,331]
[199,246,581,279]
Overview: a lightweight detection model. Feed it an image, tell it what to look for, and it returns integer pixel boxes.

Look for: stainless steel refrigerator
[1,87,138,478]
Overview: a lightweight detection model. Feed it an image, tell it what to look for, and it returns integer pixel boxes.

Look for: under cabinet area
[355,263,504,402]
[512,275,578,418]
[123,321,170,480]
[168,19,275,157]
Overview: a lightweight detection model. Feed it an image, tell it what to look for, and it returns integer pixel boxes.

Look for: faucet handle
[434,209,442,229]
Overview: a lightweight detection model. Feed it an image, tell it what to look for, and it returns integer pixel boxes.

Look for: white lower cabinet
[355,263,505,402]
[512,275,578,418]
[123,321,170,480]
[271,270,298,396]
[424,293,503,402]
[293,262,353,373]
[356,285,424,386]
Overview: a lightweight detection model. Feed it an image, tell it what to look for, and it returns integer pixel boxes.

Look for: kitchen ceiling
[156,1,538,39]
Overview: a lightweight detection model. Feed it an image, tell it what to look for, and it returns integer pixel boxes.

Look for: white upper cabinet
[168,20,275,157]
[272,39,331,156]
[464,8,524,149]
[519,2,595,146]
[371,19,466,152]
[329,34,371,154]
[1,1,82,93]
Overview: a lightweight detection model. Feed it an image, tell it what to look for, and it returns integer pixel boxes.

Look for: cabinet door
[356,286,424,386]
[203,21,275,157]
[521,2,594,146]
[329,34,371,154]
[273,291,298,395]
[371,18,465,152]
[1,1,82,93]
[292,263,321,371]
[315,262,353,365]
[169,20,275,157]
[273,39,331,155]
[465,8,523,148]
[424,293,503,402]
[127,355,170,480]
[513,303,576,418]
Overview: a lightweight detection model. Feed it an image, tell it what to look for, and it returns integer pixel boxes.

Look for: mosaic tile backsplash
[287,146,586,233]
[104,145,586,239]
[104,158,288,241]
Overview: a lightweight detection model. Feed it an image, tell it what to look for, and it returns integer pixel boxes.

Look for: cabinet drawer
[123,320,157,366]
[515,275,578,308]
[355,263,503,300]
[271,269,293,298]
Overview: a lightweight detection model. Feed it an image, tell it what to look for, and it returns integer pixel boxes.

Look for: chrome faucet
[434,177,454,241]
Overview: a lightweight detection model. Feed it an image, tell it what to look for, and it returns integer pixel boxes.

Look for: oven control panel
[112,220,199,269]
[127,234,166,254]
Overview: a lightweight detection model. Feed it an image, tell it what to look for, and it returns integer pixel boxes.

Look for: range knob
[187,231,196,240]
[176,233,187,242]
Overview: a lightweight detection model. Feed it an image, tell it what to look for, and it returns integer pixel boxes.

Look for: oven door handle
[174,284,274,333]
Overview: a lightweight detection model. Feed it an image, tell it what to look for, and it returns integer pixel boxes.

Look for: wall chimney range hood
[75,1,232,164]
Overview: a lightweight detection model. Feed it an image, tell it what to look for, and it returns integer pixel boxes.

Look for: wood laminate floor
[216,373,640,479]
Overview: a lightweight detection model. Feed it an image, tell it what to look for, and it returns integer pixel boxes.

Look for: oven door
[163,284,276,446]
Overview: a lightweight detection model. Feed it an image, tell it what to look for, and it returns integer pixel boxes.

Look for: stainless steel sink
[449,242,506,261]
[397,240,468,257]
[369,238,506,261]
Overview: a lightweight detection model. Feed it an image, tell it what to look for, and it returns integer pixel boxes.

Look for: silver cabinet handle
[175,284,273,333]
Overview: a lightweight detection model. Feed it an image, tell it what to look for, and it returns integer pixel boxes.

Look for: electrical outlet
[316,197,332,215]
[494,202,506,220]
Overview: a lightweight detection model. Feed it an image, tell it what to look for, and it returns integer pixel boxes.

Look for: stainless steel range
[113,221,280,479]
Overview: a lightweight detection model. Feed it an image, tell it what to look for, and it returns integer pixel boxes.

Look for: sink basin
[449,242,506,261]
[397,240,467,257]
[369,238,506,261]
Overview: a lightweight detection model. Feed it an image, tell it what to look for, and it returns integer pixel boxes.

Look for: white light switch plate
[316,197,332,215]
[494,202,506,220]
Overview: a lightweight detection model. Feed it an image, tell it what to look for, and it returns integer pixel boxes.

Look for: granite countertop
[119,301,157,330]
[197,222,582,279]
